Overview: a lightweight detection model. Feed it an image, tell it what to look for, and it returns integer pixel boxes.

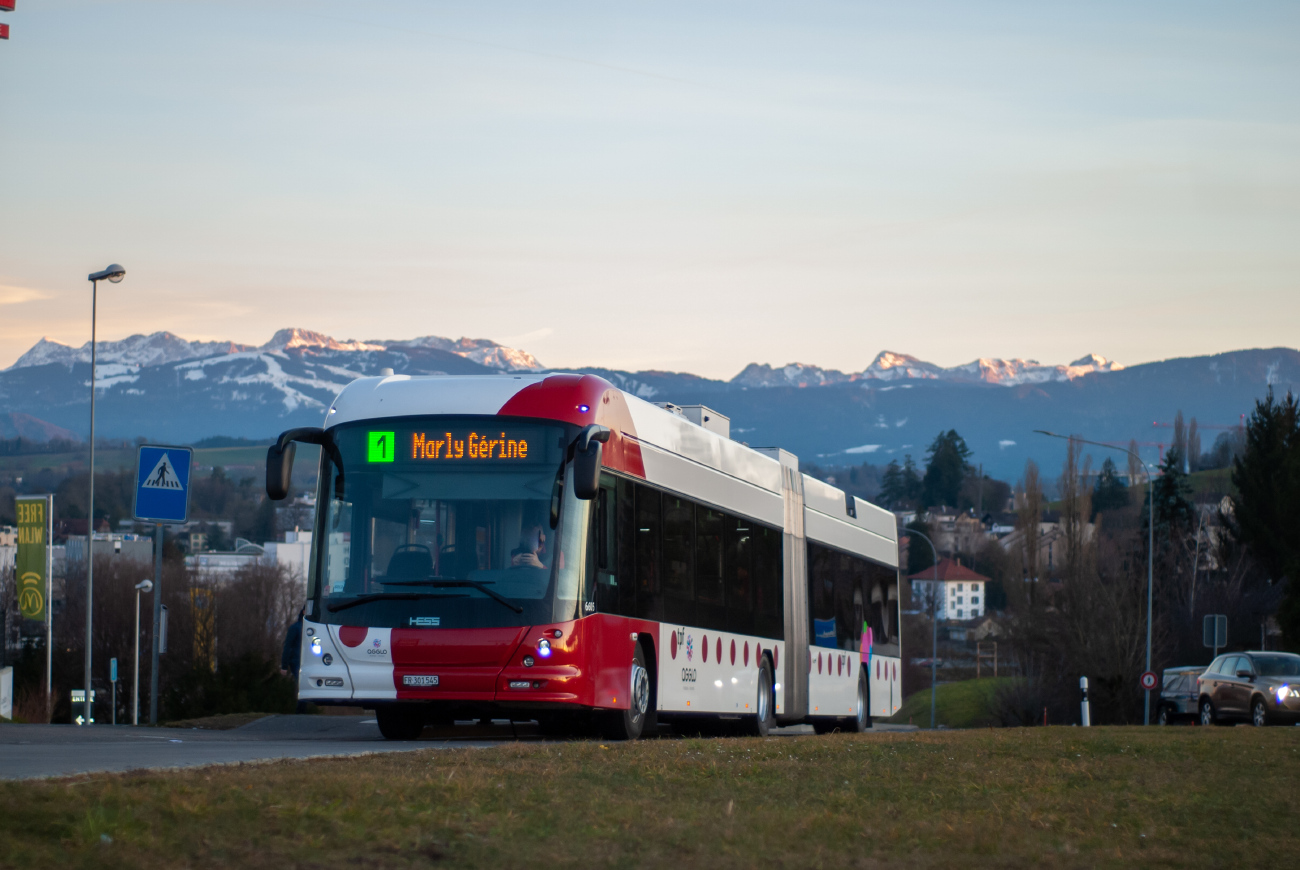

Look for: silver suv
[1197,651,1300,727]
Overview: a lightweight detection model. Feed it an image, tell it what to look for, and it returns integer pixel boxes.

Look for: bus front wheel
[604,645,651,741]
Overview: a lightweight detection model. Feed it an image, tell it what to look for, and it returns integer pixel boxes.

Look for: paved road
[0,716,918,781]
[0,715,498,781]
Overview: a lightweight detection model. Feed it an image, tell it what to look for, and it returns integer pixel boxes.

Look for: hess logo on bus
[366,431,531,463]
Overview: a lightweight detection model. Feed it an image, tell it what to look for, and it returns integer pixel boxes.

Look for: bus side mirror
[267,441,296,501]
[572,425,610,500]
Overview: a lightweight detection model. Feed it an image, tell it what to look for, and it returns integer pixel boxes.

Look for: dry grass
[1,727,1297,869]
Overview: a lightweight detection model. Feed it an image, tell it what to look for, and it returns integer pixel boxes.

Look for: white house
[906,557,990,621]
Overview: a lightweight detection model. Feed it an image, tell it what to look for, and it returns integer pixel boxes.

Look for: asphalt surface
[0,715,918,781]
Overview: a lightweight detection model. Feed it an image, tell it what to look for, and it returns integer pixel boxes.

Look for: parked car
[1197,651,1300,727]
[1157,666,1205,725]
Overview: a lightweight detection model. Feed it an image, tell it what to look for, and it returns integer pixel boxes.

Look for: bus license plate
[403,675,439,687]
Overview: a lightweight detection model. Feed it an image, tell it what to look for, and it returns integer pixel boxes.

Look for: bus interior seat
[386,544,433,582]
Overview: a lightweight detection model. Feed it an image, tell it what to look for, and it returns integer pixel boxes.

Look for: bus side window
[662,496,695,627]
[591,477,619,616]
[616,477,636,617]
[754,526,784,639]
[634,484,662,621]
[725,514,753,635]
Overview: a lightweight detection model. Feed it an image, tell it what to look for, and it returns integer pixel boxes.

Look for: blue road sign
[110,657,118,682]
[133,445,194,524]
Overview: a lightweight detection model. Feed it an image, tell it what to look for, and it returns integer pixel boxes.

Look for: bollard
[1080,676,1091,727]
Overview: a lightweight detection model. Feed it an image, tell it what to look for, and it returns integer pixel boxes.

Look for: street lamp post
[132,578,152,726]
[1035,430,1155,724]
[83,264,125,727]
[903,525,941,729]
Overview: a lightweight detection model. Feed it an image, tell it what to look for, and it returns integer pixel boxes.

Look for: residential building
[907,557,990,621]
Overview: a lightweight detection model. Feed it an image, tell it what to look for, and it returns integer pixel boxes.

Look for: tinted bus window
[724,514,753,634]
[616,477,636,617]
[754,526,783,638]
[662,495,695,625]
[634,484,662,621]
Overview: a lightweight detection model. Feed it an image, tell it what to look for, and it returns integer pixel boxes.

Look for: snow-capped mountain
[7,329,546,373]
[386,336,543,372]
[0,333,1294,483]
[733,351,1125,388]
[731,362,853,388]
[259,328,385,354]
[11,333,254,370]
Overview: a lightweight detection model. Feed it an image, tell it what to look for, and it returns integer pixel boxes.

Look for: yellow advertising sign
[15,496,50,622]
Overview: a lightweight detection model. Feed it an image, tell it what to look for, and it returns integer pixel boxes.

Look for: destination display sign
[367,429,539,463]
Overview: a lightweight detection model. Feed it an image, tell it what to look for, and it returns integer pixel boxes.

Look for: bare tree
[1127,439,1143,489]
[1059,437,1094,586]
[1187,418,1201,472]
[1014,460,1043,600]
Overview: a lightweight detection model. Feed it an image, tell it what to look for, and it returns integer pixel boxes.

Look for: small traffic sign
[133,445,194,524]
[1203,614,1228,649]
[110,657,118,682]
[1140,671,1158,691]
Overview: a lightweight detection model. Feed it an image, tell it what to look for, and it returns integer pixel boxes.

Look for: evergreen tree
[1230,390,1300,643]
[880,460,905,509]
[902,454,923,506]
[921,430,972,508]
[1146,447,1195,538]
[1091,457,1130,518]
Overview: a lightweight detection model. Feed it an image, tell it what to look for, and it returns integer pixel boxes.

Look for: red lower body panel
[387,615,659,710]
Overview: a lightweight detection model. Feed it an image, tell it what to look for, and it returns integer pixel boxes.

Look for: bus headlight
[537,639,552,658]
[311,637,322,656]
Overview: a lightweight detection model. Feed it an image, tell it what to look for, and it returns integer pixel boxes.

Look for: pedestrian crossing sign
[133,444,194,524]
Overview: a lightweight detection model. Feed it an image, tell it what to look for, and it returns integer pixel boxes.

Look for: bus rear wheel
[749,656,776,737]
[376,705,425,741]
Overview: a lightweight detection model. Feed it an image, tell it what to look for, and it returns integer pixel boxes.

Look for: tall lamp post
[903,525,941,729]
[1035,430,1155,725]
[132,578,152,725]
[83,264,125,726]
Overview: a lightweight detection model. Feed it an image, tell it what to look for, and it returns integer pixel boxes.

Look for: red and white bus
[268,373,902,740]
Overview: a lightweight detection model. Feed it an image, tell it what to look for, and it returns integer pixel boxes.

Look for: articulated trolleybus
[267,373,902,740]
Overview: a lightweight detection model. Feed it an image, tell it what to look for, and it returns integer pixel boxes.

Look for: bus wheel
[376,705,425,741]
[750,656,776,737]
[605,645,651,741]
[851,671,872,733]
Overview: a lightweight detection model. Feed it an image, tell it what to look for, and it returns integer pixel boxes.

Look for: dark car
[1157,666,1205,725]
[1197,651,1300,727]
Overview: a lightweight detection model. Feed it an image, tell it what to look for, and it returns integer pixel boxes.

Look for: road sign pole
[133,444,192,726]
[149,523,163,724]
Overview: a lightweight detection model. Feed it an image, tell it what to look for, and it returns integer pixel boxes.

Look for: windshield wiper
[381,578,524,614]
[326,592,466,613]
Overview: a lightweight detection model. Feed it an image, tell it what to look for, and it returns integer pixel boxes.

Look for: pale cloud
[500,327,555,345]
[0,285,51,306]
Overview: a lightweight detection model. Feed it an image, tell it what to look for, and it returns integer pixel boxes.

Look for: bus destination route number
[368,431,396,463]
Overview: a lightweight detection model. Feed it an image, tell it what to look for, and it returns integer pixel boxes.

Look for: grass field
[889,677,1013,728]
[2,727,1296,869]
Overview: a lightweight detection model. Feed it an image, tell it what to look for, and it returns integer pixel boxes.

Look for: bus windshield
[308,417,590,629]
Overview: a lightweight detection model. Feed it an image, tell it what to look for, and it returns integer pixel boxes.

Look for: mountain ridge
[2,330,1296,480]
